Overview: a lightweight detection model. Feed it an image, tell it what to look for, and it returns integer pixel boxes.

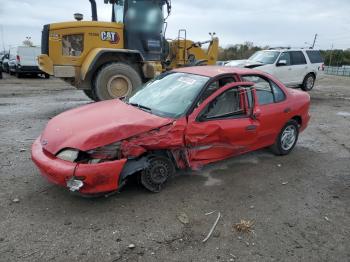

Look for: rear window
[290,51,307,65]
[306,50,324,63]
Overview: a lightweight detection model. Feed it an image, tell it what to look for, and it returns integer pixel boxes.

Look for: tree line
[218,42,350,66]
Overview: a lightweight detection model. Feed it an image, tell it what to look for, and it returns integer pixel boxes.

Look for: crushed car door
[185,82,260,168]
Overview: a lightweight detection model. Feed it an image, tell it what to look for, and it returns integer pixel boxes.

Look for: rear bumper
[300,112,311,132]
[31,138,127,194]
[17,65,42,73]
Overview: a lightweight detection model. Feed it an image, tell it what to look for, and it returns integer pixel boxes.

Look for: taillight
[16,55,20,63]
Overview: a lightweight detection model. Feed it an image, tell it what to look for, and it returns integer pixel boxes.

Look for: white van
[8,46,48,78]
[226,48,324,91]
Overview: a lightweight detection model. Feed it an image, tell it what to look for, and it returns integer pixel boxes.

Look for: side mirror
[277,60,287,66]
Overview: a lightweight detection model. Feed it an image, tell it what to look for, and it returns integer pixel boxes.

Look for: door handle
[288,68,292,70]
[284,107,291,113]
[246,125,257,131]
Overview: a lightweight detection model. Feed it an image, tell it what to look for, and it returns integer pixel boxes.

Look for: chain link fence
[324,66,350,77]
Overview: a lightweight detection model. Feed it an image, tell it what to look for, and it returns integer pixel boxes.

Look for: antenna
[311,33,318,49]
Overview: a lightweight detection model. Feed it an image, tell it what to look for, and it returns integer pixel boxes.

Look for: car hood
[40,100,173,155]
[243,60,265,69]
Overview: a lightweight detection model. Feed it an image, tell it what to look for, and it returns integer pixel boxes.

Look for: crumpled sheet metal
[120,117,248,170]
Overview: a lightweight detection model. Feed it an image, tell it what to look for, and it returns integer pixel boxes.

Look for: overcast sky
[0,0,349,50]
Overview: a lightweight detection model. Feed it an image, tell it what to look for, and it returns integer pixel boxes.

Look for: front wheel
[301,73,315,91]
[93,62,142,101]
[140,156,175,193]
[271,120,299,155]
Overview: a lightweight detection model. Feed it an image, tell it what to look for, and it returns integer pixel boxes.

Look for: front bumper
[31,138,127,194]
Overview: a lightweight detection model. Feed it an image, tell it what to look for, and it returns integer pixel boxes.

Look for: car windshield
[128,72,209,118]
[249,51,280,64]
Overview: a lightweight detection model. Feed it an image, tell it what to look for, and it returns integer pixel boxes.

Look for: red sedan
[32,66,310,194]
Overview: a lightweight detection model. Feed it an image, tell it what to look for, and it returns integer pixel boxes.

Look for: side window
[290,51,307,65]
[197,76,235,105]
[200,88,244,120]
[271,81,286,102]
[242,75,274,105]
[306,50,324,64]
[277,52,291,66]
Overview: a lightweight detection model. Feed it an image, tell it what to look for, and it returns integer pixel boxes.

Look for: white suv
[229,48,324,91]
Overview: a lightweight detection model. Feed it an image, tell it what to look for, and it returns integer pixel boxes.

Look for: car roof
[262,48,320,52]
[173,66,262,78]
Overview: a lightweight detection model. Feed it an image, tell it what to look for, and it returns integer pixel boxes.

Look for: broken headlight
[56,149,79,162]
[85,142,122,161]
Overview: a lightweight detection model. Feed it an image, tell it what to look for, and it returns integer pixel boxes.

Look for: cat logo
[100,31,120,44]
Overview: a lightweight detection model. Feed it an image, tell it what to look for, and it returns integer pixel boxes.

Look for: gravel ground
[0,73,349,262]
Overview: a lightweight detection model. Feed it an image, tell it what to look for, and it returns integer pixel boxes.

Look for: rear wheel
[140,156,175,193]
[44,74,50,79]
[83,90,95,100]
[93,62,142,101]
[271,120,299,155]
[16,72,22,78]
[301,73,315,91]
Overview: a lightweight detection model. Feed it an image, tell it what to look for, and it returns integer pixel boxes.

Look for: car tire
[83,90,95,100]
[93,62,142,101]
[301,73,315,91]
[16,72,22,78]
[44,74,50,79]
[271,119,299,156]
[140,156,175,193]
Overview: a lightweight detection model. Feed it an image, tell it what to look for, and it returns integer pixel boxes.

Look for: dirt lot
[0,73,349,262]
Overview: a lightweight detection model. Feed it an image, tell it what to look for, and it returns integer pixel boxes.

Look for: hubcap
[141,157,174,193]
[107,75,132,98]
[306,76,314,89]
[150,163,168,184]
[281,125,296,151]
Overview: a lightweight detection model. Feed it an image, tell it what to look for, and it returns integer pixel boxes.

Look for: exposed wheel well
[305,72,316,80]
[118,150,177,188]
[291,116,302,127]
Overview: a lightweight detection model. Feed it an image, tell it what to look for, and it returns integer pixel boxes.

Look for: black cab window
[199,88,244,120]
[290,51,307,65]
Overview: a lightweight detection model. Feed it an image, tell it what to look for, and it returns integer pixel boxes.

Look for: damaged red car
[32,66,310,194]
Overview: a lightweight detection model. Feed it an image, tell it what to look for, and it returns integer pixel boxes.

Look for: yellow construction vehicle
[38,0,219,101]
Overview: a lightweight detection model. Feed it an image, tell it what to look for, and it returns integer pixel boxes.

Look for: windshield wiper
[129,102,153,113]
